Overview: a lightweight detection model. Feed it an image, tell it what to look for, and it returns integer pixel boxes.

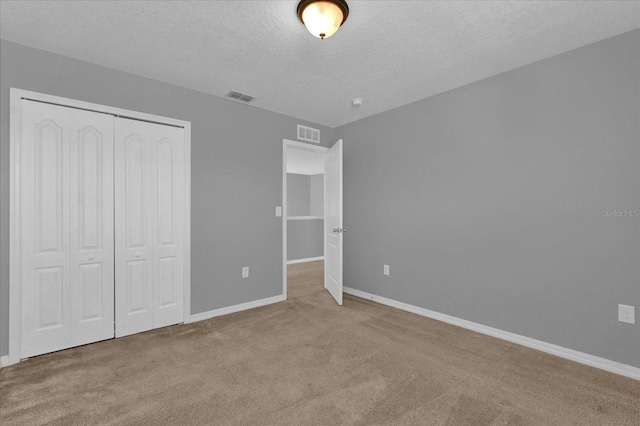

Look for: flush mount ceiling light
[297,0,349,40]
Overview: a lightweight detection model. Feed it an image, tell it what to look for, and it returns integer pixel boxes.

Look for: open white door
[324,139,343,305]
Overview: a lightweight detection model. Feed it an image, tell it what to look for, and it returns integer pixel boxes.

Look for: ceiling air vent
[297,124,320,144]
[226,90,255,103]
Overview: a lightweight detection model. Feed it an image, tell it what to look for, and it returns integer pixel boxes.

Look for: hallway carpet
[1,260,638,425]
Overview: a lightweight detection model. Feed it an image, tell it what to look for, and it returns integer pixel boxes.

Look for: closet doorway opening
[282,139,343,305]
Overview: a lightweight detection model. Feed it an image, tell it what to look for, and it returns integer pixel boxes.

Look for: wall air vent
[297,124,320,144]
[226,90,256,103]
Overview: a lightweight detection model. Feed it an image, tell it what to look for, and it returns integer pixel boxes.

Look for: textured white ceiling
[1,1,638,127]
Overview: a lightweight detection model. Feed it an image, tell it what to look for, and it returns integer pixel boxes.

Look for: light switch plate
[242,267,249,278]
[276,206,282,217]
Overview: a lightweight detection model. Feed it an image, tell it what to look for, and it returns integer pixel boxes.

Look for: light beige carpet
[1,260,638,425]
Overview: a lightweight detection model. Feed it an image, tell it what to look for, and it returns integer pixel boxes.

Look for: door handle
[136,253,141,258]
[88,254,95,261]
[333,228,339,233]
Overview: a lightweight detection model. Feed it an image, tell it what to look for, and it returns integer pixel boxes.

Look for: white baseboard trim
[187,294,286,324]
[0,355,10,369]
[287,256,324,265]
[343,287,640,381]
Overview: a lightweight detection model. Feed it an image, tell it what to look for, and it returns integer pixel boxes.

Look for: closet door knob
[136,253,141,258]
[88,255,95,261]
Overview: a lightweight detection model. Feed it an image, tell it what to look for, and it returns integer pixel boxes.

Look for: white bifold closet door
[114,118,185,337]
[19,99,186,358]
[20,101,115,358]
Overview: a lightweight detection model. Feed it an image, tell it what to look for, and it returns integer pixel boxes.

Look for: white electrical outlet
[242,267,249,278]
[383,264,390,276]
[618,304,635,324]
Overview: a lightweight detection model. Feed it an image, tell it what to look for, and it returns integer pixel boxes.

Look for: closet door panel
[115,120,154,337]
[21,103,70,358]
[152,128,184,328]
[115,118,184,335]
[20,101,114,358]
[69,109,115,346]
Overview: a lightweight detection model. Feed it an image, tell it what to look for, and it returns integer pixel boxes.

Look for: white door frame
[8,88,192,366]
[282,139,329,299]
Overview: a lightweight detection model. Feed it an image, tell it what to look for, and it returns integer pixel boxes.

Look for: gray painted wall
[335,30,640,368]
[0,40,334,357]
[287,220,324,261]
[287,174,311,216]
[310,174,324,217]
